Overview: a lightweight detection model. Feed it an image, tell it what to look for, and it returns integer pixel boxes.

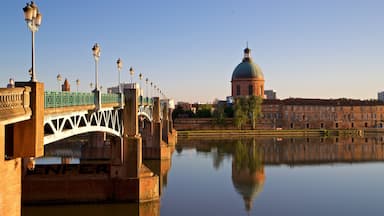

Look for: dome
[231,48,264,80]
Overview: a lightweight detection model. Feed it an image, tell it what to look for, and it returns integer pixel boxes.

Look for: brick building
[260,98,384,129]
[231,47,265,97]
[230,46,384,130]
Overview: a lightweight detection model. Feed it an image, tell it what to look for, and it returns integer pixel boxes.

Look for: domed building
[231,47,265,97]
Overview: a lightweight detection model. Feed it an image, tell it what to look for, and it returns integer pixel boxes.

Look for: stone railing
[0,87,32,123]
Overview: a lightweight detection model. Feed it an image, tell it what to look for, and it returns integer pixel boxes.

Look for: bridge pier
[110,88,159,202]
[168,108,178,146]
[0,83,44,216]
[142,97,171,160]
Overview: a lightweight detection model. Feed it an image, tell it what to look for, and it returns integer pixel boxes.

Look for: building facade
[260,98,384,129]
[378,91,384,102]
[231,47,265,97]
[264,90,276,99]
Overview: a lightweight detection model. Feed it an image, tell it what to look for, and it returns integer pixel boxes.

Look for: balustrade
[0,87,31,121]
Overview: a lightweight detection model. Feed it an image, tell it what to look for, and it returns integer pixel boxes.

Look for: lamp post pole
[139,73,143,96]
[145,78,149,99]
[117,58,122,93]
[129,67,134,85]
[23,1,42,82]
[76,79,80,92]
[56,74,62,91]
[92,43,101,91]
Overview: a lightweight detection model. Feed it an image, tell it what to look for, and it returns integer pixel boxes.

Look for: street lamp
[150,82,153,98]
[92,43,101,91]
[145,78,149,99]
[56,74,62,91]
[90,82,93,90]
[76,79,80,92]
[129,67,134,84]
[117,58,122,93]
[23,1,42,82]
[139,73,143,96]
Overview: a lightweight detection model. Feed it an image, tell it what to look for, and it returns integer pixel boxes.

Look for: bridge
[0,81,177,214]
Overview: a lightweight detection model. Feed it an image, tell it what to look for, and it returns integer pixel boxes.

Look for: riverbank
[177,129,366,138]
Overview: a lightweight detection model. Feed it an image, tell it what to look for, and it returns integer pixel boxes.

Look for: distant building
[108,83,140,94]
[226,46,384,129]
[264,90,276,99]
[260,98,384,129]
[378,91,384,102]
[231,47,265,97]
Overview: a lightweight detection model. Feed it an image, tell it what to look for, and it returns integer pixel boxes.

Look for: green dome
[232,60,264,80]
[231,47,264,80]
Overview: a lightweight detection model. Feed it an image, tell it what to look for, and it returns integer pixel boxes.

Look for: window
[290,123,294,129]
[248,85,253,96]
[335,123,339,128]
[320,123,324,128]
[236,85,240,96]
[351,122,354,128]
[365,122,368,127]
[306,123,310,129]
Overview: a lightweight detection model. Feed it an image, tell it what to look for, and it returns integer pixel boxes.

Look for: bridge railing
[0,87,32,121]
[45,92,121,108]
[101,93,121,104]
[138,96,153,106]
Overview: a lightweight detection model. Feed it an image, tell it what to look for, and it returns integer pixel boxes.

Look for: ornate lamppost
[56,74,62,91]
[139,73,143,96]
[129,67,134,84]
[76,79,80,92]
[145,78,149,99]
[117,58,122,93]
[23,1,42,82]
[92,43,101,91]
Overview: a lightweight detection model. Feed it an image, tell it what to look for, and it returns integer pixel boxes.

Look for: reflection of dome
[231,48,264,80]
[232,163,265,212]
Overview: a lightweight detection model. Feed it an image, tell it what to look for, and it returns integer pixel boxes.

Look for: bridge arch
[44,108,122,145]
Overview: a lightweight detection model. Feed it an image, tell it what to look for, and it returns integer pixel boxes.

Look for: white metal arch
[44,108,122,145]
[138,105,153,121]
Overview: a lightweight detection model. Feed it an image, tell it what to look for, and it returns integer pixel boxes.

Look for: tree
[213,103,225,125]
[233,97,248,129]
[248,96,263,129]
[233,96,263,129]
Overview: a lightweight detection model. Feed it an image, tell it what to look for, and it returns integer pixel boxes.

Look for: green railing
[44,91,121,108]
[101,93,120,104]
[138,96,153,106]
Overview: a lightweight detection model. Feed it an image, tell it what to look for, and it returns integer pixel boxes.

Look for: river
[23,136,384,216]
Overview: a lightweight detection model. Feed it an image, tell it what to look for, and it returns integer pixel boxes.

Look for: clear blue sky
[2,0,384,103]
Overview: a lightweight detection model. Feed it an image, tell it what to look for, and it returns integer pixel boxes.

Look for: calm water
[23,136,384,216]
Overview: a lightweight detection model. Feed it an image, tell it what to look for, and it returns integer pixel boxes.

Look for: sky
[2,0,384,103]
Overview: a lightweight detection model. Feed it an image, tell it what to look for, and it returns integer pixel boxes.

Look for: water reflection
[24,136,384,215]
[232,139,264,213]
[176,136,384,213]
